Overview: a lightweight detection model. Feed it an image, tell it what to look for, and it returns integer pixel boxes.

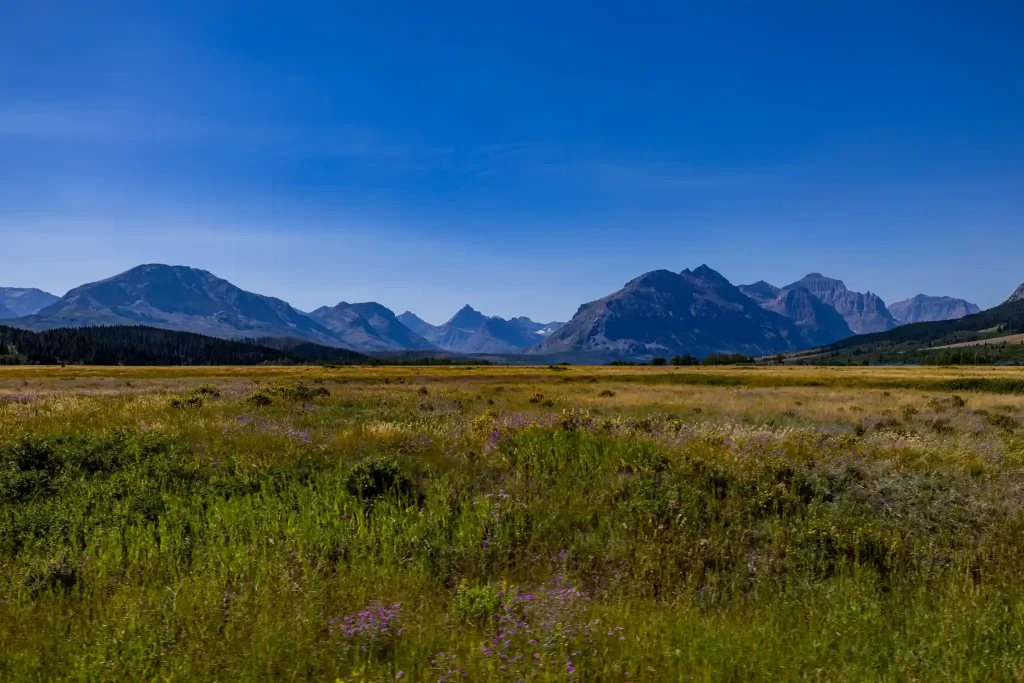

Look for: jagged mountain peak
[738,281,782,304]
[446,304,488,331]
[396,311,436,337]
[688,264,731,284]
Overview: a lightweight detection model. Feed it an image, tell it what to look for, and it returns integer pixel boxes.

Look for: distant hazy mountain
[405,305,561,354]
[529,265,802,360]
[1007,284,1024,304]
[15,264,344,347]
[0,301,15,320]
[396,311,436,337]
[310,302,435,351]
[786,273,897,334]
[761,286,854,347]
[888,295,981,325]
[737,281,782,305]
[0,287,60,317]
[513,317,565,337]
[738,281,853,346]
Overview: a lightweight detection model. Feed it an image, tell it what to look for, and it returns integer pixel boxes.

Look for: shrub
[169,384,221,408]
[169,394,204,409]
[193,385,221,398]
[268,383,330,401]
[986,413,1018,432]
[598,389,616,397]
[453,580,502,625]
[344,456,414,503]
[246,390,274,406]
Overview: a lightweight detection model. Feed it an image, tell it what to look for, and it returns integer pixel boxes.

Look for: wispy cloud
[0,108,453,170]
[0,108,759,193]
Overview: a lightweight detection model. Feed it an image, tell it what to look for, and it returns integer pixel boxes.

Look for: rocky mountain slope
[396,311,435,337]
[785,273,898,334]
[759,286,854,347]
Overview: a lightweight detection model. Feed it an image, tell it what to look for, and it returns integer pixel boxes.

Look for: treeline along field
[2,365,1024,680]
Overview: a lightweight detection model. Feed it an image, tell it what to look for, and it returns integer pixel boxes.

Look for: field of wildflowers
[1,364,1024,681]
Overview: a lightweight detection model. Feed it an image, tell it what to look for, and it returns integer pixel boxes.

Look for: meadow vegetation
[2,365,1024,681]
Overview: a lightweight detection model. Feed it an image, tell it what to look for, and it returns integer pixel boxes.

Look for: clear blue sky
[2,1,1022,323]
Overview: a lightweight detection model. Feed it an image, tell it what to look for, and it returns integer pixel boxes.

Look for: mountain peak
[791,272,846,289]
[689,264,730,284]
[396,311,437,337]
[446,305,488,331]
[1007,284,1024,304]
[738,281,782,305]
[627,269,683,289]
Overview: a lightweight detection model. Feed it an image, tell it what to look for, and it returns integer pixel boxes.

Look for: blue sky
[2,1,1022,323]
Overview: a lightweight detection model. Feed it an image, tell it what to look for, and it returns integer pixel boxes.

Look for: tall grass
[1,367,1023,680]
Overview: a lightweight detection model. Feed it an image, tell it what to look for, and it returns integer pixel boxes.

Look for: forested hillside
[0,325,366,366]
[807,299,1024,365]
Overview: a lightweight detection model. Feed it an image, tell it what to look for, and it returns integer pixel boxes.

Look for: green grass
[1,367,1024,680]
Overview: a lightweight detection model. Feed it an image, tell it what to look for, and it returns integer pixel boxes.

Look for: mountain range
[5,265,562,356]
[533,267,991,360]
[399,305,565,354]
[2,263,998,361]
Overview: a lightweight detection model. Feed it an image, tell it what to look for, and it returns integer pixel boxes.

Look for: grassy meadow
[2,364,1024,681]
